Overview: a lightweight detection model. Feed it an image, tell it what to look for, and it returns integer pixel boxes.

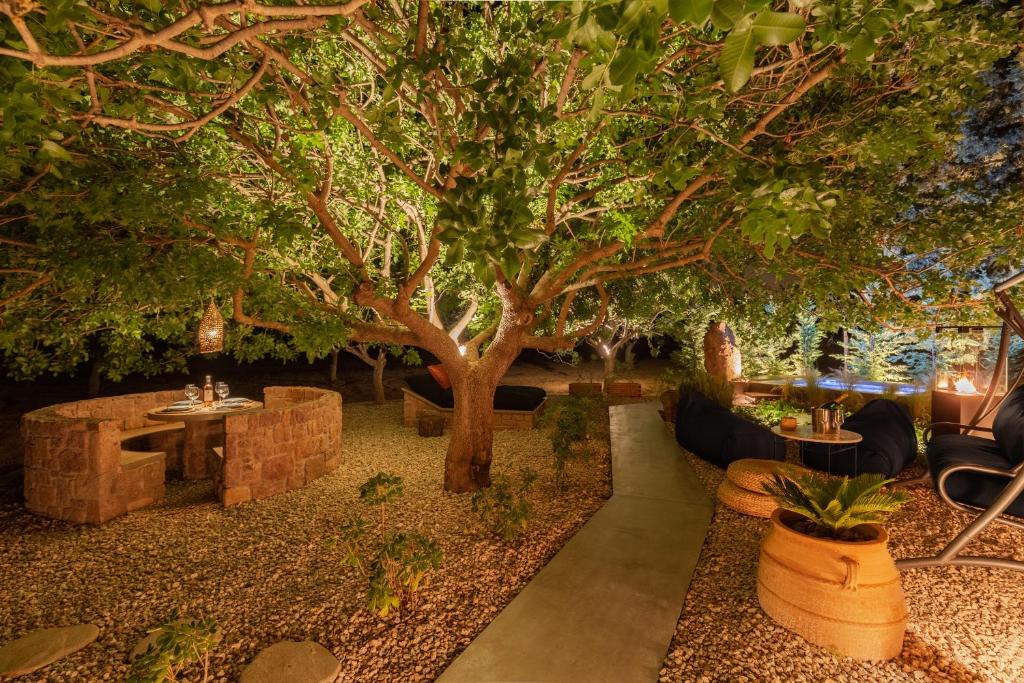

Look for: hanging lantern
[197,300,225,354]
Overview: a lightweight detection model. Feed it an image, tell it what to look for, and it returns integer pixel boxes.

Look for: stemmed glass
[184,384,199,407]
[215,382,229,407]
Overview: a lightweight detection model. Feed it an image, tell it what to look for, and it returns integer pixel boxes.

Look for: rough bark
[328,349,339,386]
[444,371,499,492]
[372,351,386,404]
[87,359,102,398]
[603,353,617,379]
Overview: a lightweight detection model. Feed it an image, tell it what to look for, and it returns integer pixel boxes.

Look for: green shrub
[126,614,219,683]
[763,470,909,541]
[330,472,442,617]
[734,400,804,428]
[677,368,734,409]
[472,467,538,542]
[540,396,605,489]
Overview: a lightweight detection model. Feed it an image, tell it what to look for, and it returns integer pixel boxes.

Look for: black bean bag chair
[926,385,1024,517]
[405,374,547,412]
[802,399,917,478]
[674,388,785,468]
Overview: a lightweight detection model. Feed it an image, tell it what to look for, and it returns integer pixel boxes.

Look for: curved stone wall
[216,386,343,506]
[21,391,181,523]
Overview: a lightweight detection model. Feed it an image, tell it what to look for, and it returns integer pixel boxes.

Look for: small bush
[678,368,734,409]
[330,472,442,617]
[540,397,604,489]
[472,467,538,542]
[126,614,219,683]
[734,400,805,428]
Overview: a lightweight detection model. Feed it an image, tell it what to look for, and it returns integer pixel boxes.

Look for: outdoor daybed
[402,373,547,430]
[675,388,786,468]
[802,399,918,477]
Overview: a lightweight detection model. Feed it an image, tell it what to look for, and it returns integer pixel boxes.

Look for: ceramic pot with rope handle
[757,509,907,660]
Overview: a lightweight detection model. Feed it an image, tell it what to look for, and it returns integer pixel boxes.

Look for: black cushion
[926,432,1024,517]
[405,374,546,412]
[993,385,1024,466]
[674,388,785,468]
[802,400,917,478]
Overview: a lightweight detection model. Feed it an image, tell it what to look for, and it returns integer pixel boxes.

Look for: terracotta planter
[757,509,906,661]
[604,381,642,398]
[568,382,603,397]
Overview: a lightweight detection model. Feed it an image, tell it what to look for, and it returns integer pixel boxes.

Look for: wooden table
[147,401,261,480]
[771,425,863,476]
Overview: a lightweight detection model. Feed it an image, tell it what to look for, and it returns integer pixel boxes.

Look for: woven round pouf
[718,459,810,518]
[726,458,807,493]
[717,478,778,518]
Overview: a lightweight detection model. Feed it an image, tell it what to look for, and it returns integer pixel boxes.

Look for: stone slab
[438,402,713,683]
[0,624,99,677]
[239,640,340,683]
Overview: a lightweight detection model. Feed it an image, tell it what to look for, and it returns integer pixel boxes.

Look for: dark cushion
[802,400,917,478]
[405,374,546,412]
[674,388,785,468]
[993,385,1024,466]
[927,433,1024,517]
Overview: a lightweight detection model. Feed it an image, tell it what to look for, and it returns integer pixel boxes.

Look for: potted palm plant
[758,471,910,660]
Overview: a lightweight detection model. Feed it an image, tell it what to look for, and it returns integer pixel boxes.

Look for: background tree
[1,1,1021,492]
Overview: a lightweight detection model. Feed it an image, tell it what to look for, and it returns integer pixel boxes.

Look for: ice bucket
[811,407,844,434]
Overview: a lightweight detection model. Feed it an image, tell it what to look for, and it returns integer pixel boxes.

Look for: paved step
[438,402,713,683]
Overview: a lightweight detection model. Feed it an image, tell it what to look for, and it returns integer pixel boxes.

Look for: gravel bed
[660,447,1024,682]
[0,401,611,682]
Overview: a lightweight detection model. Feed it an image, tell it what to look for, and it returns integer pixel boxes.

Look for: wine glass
[215,382,229,407]
[184,384,199,407]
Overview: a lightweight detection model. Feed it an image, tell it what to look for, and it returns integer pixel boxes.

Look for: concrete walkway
[438,402,713,683]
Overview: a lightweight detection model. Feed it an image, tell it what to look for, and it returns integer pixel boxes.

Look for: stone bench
[21,390,184,524]
[208,387,343,507]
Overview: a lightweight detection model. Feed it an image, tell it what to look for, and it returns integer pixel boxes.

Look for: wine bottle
[203,375,215,407]
[819,392,848,411]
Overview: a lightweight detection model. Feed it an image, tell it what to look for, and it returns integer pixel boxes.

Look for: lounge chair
[897,385,1024,572]
[401,373,547,430]
[674,388,786,468]
[802,399,917,477]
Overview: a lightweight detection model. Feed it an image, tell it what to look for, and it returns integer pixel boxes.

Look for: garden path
[437,402,713,683]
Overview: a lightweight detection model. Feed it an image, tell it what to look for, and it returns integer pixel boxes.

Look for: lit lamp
[197,300,225,354]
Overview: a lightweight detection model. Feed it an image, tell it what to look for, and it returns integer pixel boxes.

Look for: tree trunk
[328,349,339,386]
[372,351,387,404]
[603,353,617,379]
[444,370,499,492]
[87,359,102,397]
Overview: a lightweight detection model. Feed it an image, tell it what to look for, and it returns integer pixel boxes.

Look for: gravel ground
[660,446,1024,683]
[0,401,611,682]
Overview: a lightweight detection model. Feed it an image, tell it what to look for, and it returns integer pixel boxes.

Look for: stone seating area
[21,390,186,524]
[208,386,342,507]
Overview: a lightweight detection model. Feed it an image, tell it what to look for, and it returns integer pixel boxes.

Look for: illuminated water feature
[750,376,928,396]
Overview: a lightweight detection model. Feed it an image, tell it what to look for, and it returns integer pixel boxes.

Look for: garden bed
[660,450,1024,682]
[0,401,611,682]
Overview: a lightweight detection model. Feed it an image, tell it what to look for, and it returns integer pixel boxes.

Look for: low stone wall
[21,391,181,524]
[217,387,342,507]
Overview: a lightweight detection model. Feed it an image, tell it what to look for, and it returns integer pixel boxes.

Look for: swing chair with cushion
[899,270,1024,572]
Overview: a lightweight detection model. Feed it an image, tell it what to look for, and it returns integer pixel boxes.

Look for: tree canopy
[1,0,1021,488]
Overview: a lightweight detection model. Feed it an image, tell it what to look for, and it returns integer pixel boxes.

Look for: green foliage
[330,473,442,617]
[677,368,735,409]
[763,470,909,541]
[844,329,922,382]
[780,370,828,409]
[126,614,219,683]
[734,399,804,429]
[796,308,827,373]
[472,467,538,542]
[540,396,605,489]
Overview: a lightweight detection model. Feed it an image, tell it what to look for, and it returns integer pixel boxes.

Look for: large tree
[1,1,1021,491]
